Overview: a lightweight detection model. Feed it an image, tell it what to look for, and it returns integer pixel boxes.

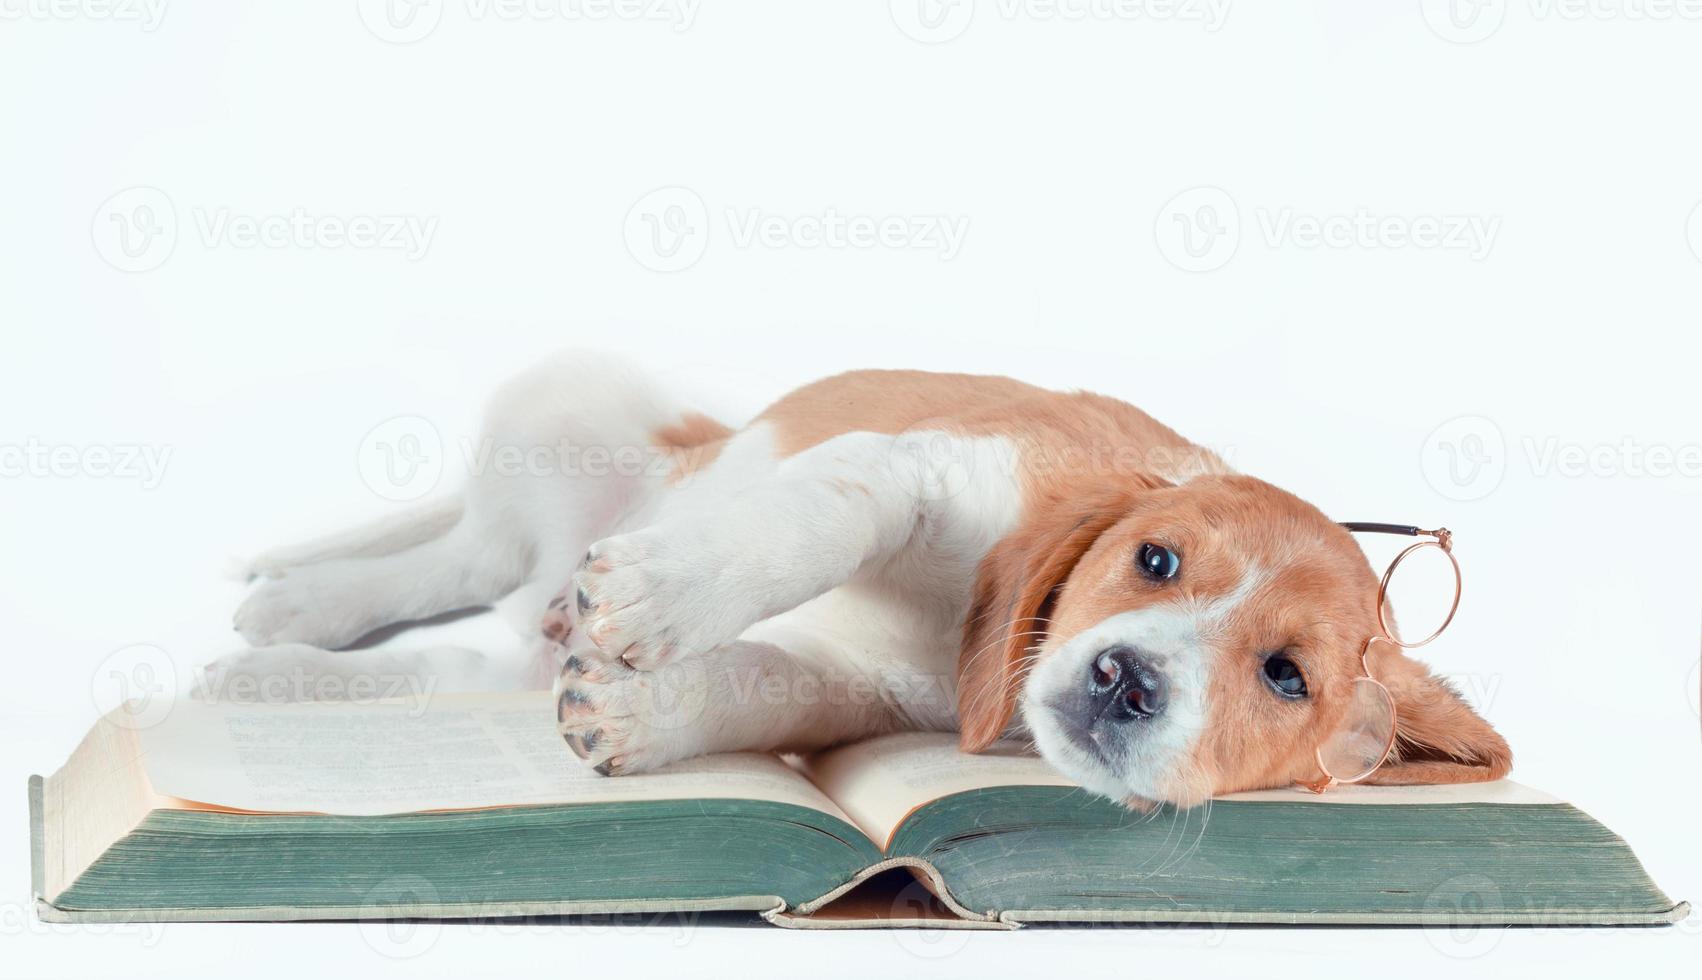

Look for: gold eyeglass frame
[1298,523,1461,794]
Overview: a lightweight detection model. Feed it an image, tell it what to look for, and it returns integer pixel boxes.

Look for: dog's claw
[554,641,678,776]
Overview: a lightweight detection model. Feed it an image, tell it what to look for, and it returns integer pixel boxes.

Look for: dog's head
[958,473,1510,808]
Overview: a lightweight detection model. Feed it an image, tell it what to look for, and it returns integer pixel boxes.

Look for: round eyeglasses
[1301,523,1461,793]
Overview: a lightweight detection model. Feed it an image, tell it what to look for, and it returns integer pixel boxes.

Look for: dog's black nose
[1088,646,1168,720]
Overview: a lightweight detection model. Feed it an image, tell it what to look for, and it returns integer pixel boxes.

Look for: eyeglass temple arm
[1340,522,1453,552]
[1338,522,1423,536]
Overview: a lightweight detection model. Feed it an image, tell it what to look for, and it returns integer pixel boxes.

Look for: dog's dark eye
[1136,543,1180,580]
[1262,655,1308,698]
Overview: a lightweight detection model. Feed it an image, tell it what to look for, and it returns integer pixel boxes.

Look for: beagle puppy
[223,351,1510,808]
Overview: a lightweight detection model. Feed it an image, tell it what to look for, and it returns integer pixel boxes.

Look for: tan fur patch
[757,369,1227,484]
[652,411,733,485]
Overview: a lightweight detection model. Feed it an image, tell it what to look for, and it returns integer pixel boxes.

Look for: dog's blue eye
[1262,655,1308,698]
[1136,543,1180,580]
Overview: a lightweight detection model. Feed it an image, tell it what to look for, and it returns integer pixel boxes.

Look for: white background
[4,0,1701,976]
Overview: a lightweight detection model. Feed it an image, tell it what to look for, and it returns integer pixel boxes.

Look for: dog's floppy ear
[1358,644,1512,785]
[957,479,1159,753]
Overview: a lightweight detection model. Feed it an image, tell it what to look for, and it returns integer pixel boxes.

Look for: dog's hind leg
[234,495,465,582]
[233,520,531,649]
[233,349,723,655]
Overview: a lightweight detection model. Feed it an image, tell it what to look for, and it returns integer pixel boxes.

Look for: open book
[32,692,1686,929]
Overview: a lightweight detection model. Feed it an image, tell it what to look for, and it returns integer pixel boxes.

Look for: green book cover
[30,693,1687,930]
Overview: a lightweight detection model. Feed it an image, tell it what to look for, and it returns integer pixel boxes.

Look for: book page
[136,692,853,821]
[801,732,1559,849]
[801,733,1074,848]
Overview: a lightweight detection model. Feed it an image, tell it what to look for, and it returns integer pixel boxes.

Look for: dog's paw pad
[552,653,698,775]
[571,531,743,670]
[539,608,573,644]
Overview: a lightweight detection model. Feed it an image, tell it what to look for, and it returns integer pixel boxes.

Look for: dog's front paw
[570,530,754,670]
[553,652,712,775]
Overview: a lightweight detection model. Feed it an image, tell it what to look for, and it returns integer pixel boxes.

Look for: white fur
[211,353,1027,774]
[1020,567,1269,801]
